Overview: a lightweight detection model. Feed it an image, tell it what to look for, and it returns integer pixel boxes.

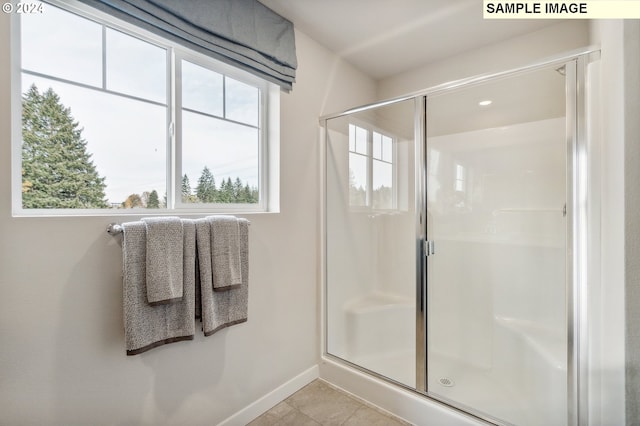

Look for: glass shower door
[426,65,569,425]
[325,98,419,388]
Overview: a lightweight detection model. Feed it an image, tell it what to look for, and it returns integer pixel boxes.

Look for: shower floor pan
[428,317,566,426]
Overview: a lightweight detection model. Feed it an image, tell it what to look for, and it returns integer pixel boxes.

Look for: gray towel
[141,217,184,305]
[195,218,249,336]
[207,215,242,291]
[122,221,195,355]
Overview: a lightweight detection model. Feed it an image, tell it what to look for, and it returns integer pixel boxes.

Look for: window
[348,123,395,210]
[14,0,275,214]
[454,163,466,193]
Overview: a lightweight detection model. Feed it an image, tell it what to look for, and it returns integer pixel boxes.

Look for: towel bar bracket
[107,223,123,235]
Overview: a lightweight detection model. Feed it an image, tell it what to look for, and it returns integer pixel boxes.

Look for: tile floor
[248,379,412,426]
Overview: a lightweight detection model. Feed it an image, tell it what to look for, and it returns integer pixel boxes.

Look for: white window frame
[173,50,269,213]
[11,0,278,216]
[347,120,398,211]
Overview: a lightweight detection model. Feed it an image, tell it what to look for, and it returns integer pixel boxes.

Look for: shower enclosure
[322,50,596,426]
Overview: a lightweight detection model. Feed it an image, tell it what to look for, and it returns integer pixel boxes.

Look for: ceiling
[259,0,563,80]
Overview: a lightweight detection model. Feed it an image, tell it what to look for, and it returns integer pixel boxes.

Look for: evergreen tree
[189,167,258,204]
[348,168,366,206]
[233,177,244,202]
[196,166,217,203]
[147,190,160,208]
[181,175,197,203]
[22,85,108,208]
[242,183,254,204]
[218,177,233,203]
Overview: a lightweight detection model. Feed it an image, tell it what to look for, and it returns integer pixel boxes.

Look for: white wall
[0,10,376,425]
[378,20,589,99]
[622,20,640,426]
[587,19,640,426]
[588,19,640,426]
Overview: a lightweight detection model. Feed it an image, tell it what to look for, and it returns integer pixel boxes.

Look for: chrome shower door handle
[424,240,435,256]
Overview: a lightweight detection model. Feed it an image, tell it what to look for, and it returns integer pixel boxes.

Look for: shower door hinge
[424,240,435,256]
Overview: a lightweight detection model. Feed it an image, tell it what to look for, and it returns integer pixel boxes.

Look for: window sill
[12,206,279,218]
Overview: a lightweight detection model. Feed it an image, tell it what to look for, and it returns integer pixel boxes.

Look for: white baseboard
[218,359,487,426]
[217,365,319,426]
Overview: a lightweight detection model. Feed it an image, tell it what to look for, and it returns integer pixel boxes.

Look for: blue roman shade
[76,0,297,91]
